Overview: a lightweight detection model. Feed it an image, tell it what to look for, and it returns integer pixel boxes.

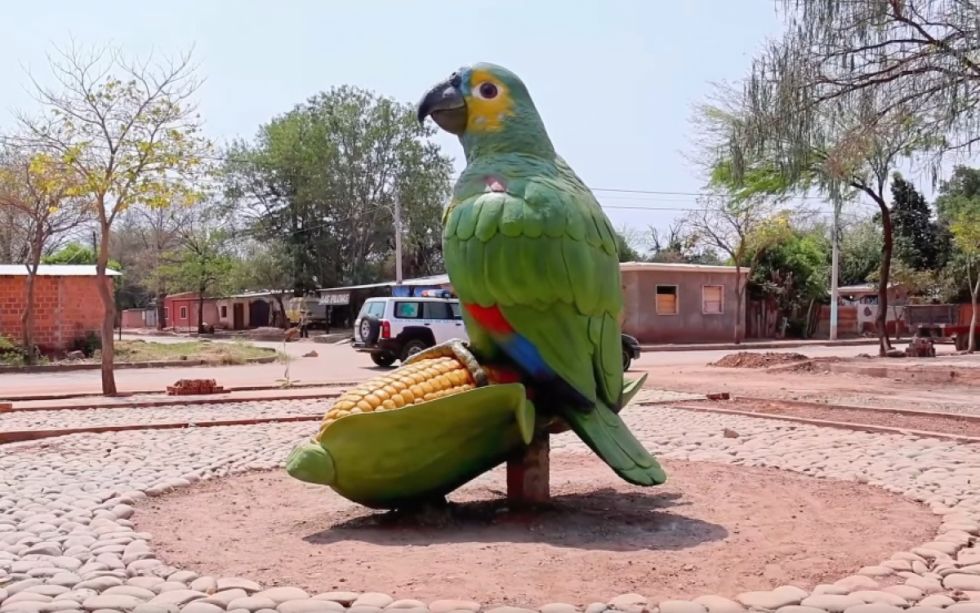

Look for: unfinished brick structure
[0,265,120,353]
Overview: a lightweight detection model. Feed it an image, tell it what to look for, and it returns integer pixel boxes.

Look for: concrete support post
[506,434,550,504]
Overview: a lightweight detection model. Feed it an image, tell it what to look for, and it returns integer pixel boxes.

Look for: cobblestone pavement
[0,400,331,432]
[3,406,980,613]
[0,390,696,433]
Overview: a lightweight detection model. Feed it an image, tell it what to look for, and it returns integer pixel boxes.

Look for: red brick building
[162,292,220,332]
[0,265,120,352]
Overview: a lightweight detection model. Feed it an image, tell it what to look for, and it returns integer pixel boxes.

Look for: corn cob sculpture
[286,340,647,510]
[287,341,535,509]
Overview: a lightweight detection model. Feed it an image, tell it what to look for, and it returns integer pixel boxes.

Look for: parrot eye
[476,82,499,100]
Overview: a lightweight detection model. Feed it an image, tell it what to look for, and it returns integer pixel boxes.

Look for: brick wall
[0,275,111,352]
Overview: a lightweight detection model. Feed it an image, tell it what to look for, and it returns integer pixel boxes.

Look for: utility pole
[393,186,404,285]
[829,192,841,341]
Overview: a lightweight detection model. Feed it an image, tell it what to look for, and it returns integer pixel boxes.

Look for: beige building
[619,262,750,344]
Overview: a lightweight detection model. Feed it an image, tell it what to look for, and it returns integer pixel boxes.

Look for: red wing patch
[464,303,513,334]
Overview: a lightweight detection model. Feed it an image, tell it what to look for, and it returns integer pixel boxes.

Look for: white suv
[353,295,468,366]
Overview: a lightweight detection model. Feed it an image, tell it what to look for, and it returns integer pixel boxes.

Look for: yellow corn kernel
[316,353,482,439]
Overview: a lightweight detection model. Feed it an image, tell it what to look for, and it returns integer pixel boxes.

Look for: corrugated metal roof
[619,261,749,274]
[0,264,121,277]
[318,273,452,293]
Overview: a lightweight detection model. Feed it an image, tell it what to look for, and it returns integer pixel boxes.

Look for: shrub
[71,331,102,358]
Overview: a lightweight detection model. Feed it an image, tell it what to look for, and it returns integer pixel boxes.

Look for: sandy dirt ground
[136,453,936,606]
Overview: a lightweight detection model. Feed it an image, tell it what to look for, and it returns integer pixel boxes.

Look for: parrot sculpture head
[417,63,555,160]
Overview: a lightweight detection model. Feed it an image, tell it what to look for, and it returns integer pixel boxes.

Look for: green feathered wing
[443,155,665,486]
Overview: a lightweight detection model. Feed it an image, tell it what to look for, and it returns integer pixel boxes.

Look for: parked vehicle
[905,304,974,351]
[621,333,641,371]
[353,296,644,370]
[353,296,466,366]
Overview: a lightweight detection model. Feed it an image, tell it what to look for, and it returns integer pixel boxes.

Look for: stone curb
[1,392,340,414]
[0,355,279,375]
[0,382,361,403]
[0,415,321,444]
[669,403,980,445]
[733,396,980,424]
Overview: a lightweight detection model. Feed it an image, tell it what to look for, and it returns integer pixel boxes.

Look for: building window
[655,285,678,315]
[221,306,228,318]
[702,285,724,314]
[179,306,188,320]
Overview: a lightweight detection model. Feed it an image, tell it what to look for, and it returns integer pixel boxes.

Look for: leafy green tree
[950,207,980,352]
[162,230,235,333]
[838,217,882,286]
[231,241,293,327]
[0,147,86,363]
[646,222,722,264]
[890,174,948,272]
[223,86,452,291]
[749,227,829,337]
[20,45,211,394]
[615,230,642,263]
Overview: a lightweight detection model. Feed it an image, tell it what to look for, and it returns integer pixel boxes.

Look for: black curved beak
[417,73,467,135]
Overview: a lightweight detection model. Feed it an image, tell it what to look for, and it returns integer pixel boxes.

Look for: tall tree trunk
[969,270,979,355]
[21,259,39,366]
[876,204,894,356]
[95,219,117,396]
[198,284,206,334]
[156,288,166,330]
[274,294,287,329]
[733,264,743,344]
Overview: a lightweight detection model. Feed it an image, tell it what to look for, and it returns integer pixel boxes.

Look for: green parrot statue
[417,63,666,486]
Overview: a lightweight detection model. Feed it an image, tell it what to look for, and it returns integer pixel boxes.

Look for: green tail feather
[562,372,665,487]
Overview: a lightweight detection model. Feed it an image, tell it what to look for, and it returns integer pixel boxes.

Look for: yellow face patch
[465,69,514,134]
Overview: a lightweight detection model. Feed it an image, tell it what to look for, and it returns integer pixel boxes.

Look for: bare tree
[703,37,933,354]
[684,195,780,344]
[17,44,211,394]
[0,144,86,363]
[777,0,980,160]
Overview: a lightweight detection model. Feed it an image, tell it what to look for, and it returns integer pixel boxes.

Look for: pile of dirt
[710,351,810,369]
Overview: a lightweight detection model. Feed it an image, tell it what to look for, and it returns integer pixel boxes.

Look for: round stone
[917,595,955,608]
[945,574,980,591]
[81,595,144,611]
[187,580,216,596]
[256,589,309,606]
[737,587,808,611]
[691,597,743,613]
[881,585,923,602]
[658,601,705,613]
[216,580,261,595]
[147,592,207,607]
[102,588,155,602]
[180,604,225,613]
[608,594,647,613]
[429,601,480,613]
[278,601,344,613]
[312,595,359,607]
[849,591,908,606]
[354,595,393,610]
[227,597,277,612]
[201,590,248,608]
[842,605,904,613]
[387,602,427,611]
[800,595,865,612]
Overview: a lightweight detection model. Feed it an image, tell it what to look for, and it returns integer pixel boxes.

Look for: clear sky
[0,1,838,243]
